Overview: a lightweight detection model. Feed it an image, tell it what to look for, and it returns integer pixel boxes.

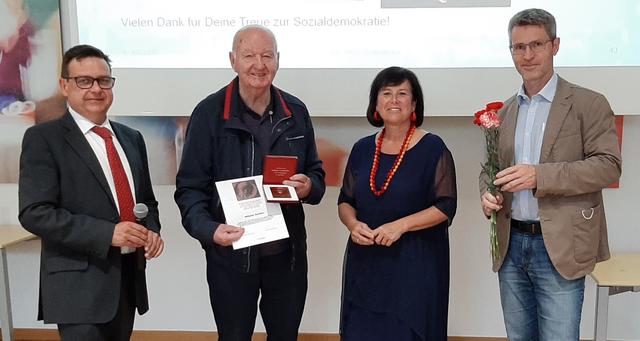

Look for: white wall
[2,115,639,339]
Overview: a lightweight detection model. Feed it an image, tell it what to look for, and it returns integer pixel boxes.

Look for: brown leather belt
[511,219,542,235]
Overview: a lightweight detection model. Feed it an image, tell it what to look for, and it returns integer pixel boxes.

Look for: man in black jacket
[175,25,325,341]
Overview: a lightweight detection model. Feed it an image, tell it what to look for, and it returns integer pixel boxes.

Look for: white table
[589,253,640,341]
[0,226,36,341]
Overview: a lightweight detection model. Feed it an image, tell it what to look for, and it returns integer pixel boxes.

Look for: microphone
[133,203,149,268]
[133,203,148,225]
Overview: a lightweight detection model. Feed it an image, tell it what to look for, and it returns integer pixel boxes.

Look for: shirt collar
[517,73,558,103]
[238,91,275,123]
[68,106,114,135]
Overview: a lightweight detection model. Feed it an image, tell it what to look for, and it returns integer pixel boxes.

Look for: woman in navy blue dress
[338,67,457,341]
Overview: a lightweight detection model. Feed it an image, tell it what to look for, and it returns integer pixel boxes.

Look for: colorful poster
[0,0,64,182]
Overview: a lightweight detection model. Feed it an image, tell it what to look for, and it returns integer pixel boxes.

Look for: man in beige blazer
[479,8,621,341]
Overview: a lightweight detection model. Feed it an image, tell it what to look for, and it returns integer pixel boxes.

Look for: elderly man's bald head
[229,25,280,94]
[231,25,278,54]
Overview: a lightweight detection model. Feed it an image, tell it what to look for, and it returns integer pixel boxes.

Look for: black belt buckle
[511,219,542,235]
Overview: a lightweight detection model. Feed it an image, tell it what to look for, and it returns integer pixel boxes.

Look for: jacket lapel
[499,96,518,169]
[539,77,572,163]
[61,112,117,209]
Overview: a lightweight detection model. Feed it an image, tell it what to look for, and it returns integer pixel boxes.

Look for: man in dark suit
[479,8,621,341]
[18,44,164,341]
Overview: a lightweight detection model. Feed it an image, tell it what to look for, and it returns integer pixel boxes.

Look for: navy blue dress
[338,132,457,341]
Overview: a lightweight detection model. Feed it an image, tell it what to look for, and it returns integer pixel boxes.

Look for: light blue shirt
[511,73,558,221]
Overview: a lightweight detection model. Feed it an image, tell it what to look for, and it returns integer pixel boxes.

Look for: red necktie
[92,126,135,222]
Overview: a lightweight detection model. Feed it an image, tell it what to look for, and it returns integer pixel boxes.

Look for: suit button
[505,213,511,219]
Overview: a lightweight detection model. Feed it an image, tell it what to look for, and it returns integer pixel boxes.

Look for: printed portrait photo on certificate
[232,179,261,201]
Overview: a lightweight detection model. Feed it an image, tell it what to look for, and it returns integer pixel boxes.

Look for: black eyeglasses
[509,39,553,55]
[64,76,116,89]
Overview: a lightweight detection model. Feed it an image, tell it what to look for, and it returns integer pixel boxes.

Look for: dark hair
[61,44,112,77]
[508,8,556,42]
[366,66,424,127]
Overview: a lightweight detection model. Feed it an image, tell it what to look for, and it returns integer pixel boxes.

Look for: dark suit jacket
[480,77,621,280]
[18,112,160,324]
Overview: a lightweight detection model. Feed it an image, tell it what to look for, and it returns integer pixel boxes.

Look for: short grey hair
[231,25,278,53]
[508,8,556,42]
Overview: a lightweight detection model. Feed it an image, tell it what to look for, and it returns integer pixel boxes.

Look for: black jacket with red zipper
[175,77,326,272]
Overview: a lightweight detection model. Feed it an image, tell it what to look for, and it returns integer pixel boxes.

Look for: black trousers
[58,253,136,341]
[205,248,308,341]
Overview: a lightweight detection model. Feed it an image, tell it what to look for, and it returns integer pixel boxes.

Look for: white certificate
[215,175,289,249]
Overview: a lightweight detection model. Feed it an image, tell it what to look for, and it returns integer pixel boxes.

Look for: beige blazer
[481,76,622,280]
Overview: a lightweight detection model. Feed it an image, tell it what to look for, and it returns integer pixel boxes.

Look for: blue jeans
[498,230,585,341]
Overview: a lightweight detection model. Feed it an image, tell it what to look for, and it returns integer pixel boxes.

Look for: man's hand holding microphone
[111,203,164,259]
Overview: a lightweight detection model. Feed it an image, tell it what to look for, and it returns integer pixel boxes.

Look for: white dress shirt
[69,107,137,253]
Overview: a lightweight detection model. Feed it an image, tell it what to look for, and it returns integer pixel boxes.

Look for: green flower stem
[483,127,500,261]
[490,211,499,261]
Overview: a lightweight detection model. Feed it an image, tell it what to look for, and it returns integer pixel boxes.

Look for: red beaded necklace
[369,124,416,197]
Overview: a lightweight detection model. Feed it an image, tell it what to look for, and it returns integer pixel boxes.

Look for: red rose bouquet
[474,101,503,260]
